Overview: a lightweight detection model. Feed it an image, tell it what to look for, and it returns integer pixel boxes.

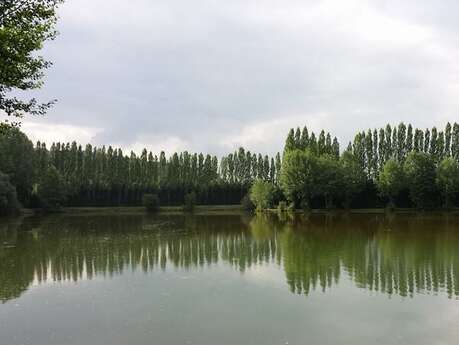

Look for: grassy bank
[265,207,459,214]
[23,205,244,216]
[19,206,459,217]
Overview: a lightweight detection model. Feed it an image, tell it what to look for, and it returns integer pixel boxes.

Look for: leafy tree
[0,0,64,125]
[300,126,309,149]
[436,158,459,208]
[36,165,66,210]
[0,126,35,202]
[445,122,452,157]
[452,123,459,160]
[0,171,20,215]
[249,180,275,211]
[284,129,296,154]
[404,152,437,209]
[315,155,343,209]
[280,149,319,208]
[340,150,366,208]
[376,159,405,207]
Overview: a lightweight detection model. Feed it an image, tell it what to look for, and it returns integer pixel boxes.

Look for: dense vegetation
[276,123,459,210]
[0,126,279,212]
[1,122,459,214]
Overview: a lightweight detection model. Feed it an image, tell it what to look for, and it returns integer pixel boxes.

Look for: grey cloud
[26,0,459,155]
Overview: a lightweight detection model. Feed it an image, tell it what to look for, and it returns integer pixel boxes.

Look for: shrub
[250,180,275,211]
[143,193,160,213]
[183,192,197,212]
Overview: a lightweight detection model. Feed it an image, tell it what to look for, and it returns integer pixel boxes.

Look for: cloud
[19,0,459,156]
[220,113,333,154]
[21,122,102,147]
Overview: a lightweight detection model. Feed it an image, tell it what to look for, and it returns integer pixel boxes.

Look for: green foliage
[0,171,20,215]
[0,0,64,124]
[376,159,405,206]
[0,126,35,202]
[4,121,459,212]
[183,192,197,212]
[315,155,343,209]
[249,180,275,211]
[404,152,438,209]
[142,193,160,213]
[280,149,319,208]
[36,166,66,211]
[340,150,366,208]
[436,158,459,208]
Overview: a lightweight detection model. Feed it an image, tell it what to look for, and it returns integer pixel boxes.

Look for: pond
[1,212,458,345]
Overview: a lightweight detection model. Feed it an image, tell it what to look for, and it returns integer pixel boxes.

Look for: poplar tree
[445,123,452,157]
[452,123,459,160]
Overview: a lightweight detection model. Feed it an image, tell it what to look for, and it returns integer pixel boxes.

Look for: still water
[1,212,459,345]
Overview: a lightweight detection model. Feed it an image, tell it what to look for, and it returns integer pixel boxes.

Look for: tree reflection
[1,213,459,303]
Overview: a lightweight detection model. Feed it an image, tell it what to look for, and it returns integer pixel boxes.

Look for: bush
[249,180,275,211]
[183,192,197,212]
[143,193,160,212]
[0,171,20,215]
[241,194,255,211]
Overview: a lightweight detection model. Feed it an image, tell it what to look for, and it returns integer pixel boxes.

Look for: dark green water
[1,213,459,345]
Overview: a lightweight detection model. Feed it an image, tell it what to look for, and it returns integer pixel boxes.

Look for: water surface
[1,213,458,345]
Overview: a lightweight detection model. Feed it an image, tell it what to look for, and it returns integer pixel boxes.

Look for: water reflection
[1,213,459,303]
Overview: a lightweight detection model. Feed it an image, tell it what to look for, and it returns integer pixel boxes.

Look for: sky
[16,0,459,156]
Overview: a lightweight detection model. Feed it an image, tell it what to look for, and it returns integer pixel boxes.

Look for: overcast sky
[18,0,459,156]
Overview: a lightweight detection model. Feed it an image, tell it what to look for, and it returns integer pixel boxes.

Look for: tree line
[2,122,459,214]
[274,122,459,210]
[0,126,279,212]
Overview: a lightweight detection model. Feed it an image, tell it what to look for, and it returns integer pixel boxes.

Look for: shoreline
[17,205,459,216]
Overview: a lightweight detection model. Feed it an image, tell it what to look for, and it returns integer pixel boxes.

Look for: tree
[284,129,296,154]
[376,159,405,207]
[280,149,319,208]
[404,152,437,209]
[340,150,366,208]
[0,0,64,125]
[36,165,66,210]
[0,126,35,203]
[436,158,459,208]
[315,155,343,209]
[0,171,20,215]
[249,180,275,211]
